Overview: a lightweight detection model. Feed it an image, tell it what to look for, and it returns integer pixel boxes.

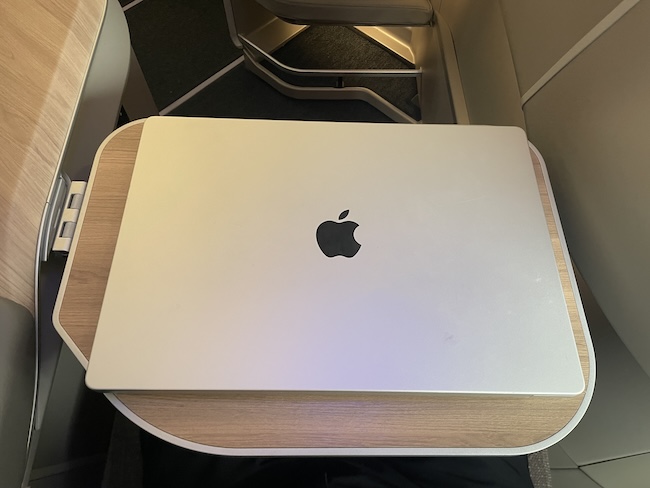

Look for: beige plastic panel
[548,444,577,469]
[498,0,622,94]
[523,0,650,376]
[582,454,650,488]
[439,0,525,128]
[558,274,650,464]
[551,469,602,488]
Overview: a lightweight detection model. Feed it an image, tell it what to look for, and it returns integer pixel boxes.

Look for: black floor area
[170,64,393,122]
[125,0,240,109]
[124,0,431,122]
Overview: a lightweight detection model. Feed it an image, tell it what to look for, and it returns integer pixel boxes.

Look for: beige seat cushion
[256,0,435,26]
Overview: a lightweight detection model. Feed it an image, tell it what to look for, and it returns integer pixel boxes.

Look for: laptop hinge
[43,175,88,257]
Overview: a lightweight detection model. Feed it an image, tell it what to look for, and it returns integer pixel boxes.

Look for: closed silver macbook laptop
[85,117,584,396]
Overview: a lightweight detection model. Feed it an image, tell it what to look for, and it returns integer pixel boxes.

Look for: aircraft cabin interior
[1,0,649,487]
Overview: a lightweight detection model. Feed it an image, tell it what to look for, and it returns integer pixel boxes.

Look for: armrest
[0,297,36,488]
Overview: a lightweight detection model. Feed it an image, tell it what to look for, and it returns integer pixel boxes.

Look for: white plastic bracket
[51,181,87,254]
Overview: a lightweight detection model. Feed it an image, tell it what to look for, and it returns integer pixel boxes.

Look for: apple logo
[316,210,361,258]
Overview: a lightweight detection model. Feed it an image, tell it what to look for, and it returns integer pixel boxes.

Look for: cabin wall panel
[439,0,525,128]
[521,0,650,378]
[498,0,622,94]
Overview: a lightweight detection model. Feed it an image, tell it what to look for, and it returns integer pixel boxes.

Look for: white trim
[521,0,640,106]
[122,0,145,12]
[159,56,244,115]
[525,143,596,445]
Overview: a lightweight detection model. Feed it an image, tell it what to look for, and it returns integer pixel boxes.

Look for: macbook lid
[85,117,584,396]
